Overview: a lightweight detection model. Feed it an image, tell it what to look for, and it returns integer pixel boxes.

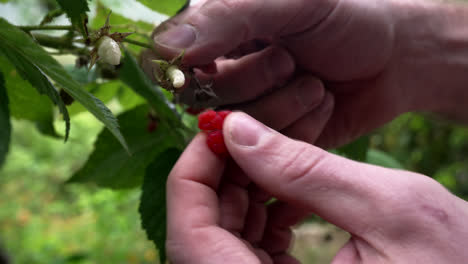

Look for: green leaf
[336,136,370,162]
[68,81,120,116]
[120,50,182,130]
[55,0,90,38]
[0,72,11,167]
[139,148,182,264]
[366,149,404,169]
[0,56,60,138]
[0,18,128,151]
[0,30,71,140]
[136,0,189,16]
[117,85,146,110]
[69,104,181,189]
[0,56,53,120]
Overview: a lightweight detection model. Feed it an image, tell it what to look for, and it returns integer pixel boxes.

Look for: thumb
[223,112,447,238]
[152,0,328,64]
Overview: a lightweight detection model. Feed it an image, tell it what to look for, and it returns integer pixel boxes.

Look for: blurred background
[1,0,468,263]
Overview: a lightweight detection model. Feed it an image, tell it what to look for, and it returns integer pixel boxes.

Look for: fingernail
[296,77,324,109]
[228,113,271,147]
[154,24,197,49]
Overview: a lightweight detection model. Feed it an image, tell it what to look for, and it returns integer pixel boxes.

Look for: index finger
[166,133,226,235]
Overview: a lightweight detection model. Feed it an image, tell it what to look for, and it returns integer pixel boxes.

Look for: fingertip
[169,133,226,189]
[223,112,273,149]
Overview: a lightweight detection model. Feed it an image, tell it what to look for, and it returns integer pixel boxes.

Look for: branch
[19,25,74,32]
[122,38,153,49]
[32,33,76,50]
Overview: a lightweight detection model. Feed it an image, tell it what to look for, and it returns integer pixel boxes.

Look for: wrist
[391,0,468,117]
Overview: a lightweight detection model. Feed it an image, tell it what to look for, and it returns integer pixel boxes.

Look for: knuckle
[198,0,259,39]
[264,47,295,86]
[277,142,325,185]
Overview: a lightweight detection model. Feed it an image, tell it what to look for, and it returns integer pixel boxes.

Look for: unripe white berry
[167,65,185,89]
[97,36,121,66]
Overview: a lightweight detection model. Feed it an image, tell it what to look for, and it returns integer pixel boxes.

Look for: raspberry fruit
[206,130,227,155]
[197,110,232,155]
[198,110,217,130]
[218,110,232,120]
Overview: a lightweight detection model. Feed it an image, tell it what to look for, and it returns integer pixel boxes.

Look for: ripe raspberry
[198,110,217,130]
[217,110,232,121]
[198,110,232,131]
[206,130,227,155]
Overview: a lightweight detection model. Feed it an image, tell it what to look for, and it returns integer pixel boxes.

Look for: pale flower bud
[97,36,121,65]
[167,65,185,89]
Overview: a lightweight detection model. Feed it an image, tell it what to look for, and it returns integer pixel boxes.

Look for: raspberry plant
[0,0,381,263]
[0,1,198,263]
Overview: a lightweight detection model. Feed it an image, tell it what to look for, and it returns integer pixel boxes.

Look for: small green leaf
[0,72,11,167]
[55,0,90,38]
[336,136,370,162]
[136,0,189,16]
[139,148,182,264]
[69,105,181,189]
[0,18,128,151]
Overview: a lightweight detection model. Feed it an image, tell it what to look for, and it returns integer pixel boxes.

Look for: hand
[144,0,450,148]
[166,112,468,263]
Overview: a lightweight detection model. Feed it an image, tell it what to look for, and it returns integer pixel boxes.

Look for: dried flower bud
[97,36,121,66]
[167,65,185,89]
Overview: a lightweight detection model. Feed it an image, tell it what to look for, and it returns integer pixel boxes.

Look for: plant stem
[19,25,74,32]
[32,33,76,50]
[122,38,152,49]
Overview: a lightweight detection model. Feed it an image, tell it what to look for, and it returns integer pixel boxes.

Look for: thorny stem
[32,33,76,49]
[19,24,155,51]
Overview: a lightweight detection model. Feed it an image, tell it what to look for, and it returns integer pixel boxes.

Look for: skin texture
[144,0,468,148]
[167,113,468,263]
[146,0,468,262]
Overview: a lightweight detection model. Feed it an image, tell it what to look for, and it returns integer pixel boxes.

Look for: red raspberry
[217,110,232,121]
[198,110,227,130]
[198,110,217,130]
[206,130,227,155]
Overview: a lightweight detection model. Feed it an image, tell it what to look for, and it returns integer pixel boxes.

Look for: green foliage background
[0,0,467,263]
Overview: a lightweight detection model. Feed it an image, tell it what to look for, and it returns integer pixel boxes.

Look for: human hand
[166,112,468,263]
[144,0,453,148]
